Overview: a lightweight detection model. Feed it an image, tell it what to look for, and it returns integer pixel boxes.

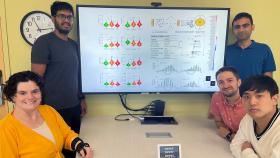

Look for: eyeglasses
[233,23,251,30]
[55,14,74,21]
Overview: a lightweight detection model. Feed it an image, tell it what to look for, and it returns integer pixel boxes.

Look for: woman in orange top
[0,71,93,158]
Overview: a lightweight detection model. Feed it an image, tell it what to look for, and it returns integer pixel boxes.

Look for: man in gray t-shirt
[31,2,87,158]
[31,2,86,142]
[32,32,81,111]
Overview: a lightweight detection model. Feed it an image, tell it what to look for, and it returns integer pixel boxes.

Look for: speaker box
[151,100,165,116]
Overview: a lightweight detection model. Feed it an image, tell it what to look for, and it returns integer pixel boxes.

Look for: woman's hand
[79,146,93,158]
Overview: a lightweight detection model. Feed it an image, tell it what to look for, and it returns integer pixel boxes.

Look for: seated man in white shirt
[230,75,280,158]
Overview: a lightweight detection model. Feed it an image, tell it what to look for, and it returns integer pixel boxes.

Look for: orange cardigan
[0,105,78,158]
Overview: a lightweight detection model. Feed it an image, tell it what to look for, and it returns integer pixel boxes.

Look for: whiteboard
[77,6,229,93]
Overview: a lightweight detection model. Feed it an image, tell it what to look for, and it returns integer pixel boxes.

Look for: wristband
[71,137,83,151]
[76,142,90,155]
[225,132,232,142]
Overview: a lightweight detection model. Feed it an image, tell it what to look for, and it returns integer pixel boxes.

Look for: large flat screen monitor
[77,6,230,93]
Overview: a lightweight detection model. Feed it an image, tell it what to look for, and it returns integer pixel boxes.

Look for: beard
[57,27,71,35]
[223,89,238,98]
[54,21,72,35]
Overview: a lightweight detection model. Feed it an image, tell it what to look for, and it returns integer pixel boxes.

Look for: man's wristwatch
[225,132,232,142]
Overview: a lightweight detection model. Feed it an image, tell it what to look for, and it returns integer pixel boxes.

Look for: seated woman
[0,71,93,158]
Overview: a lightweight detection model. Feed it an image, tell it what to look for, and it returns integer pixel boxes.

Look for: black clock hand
[34,21,41,32]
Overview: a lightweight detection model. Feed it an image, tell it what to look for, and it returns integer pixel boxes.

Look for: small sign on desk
[158,144,181,158]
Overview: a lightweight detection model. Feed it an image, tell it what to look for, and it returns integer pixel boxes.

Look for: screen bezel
[76,5,230,94]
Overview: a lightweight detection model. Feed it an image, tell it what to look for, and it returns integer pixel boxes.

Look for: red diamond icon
[116,82,120,86]
[137,21,142,27]
[115,22,120,28]
[137,59,142,65]
[115,59,120,66]
[115,42,120,47]
[137,41,142,47]
[137,80,142,85]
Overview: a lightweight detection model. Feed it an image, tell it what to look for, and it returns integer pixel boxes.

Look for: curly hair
[3,71,44,102]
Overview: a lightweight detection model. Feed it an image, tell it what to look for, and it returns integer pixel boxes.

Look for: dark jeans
[57,105,81,158]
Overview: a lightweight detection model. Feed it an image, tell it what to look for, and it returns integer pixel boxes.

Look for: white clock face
[20,11,55,45]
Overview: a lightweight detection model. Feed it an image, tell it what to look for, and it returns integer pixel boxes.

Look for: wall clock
[20,11,55,46]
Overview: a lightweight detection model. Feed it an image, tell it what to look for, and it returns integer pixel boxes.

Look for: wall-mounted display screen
[77,6,229,93]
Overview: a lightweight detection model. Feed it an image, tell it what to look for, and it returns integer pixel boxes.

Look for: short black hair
[240,75,279,97]
[215,66,240,80]
[51,1,74,16]
[232,12,253,26]
[3,71,44,102]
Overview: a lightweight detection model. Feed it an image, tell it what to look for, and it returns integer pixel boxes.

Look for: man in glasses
[225,12,276,80]
[31,1,87,158]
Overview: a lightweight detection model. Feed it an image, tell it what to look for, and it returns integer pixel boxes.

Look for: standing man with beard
[210,66,246,142]
[225,12,276,80]
[31,1,87,158]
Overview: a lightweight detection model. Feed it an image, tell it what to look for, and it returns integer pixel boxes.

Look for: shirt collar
[254,108,280,140]
[222,94,242,107]
[233,40,256,49]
